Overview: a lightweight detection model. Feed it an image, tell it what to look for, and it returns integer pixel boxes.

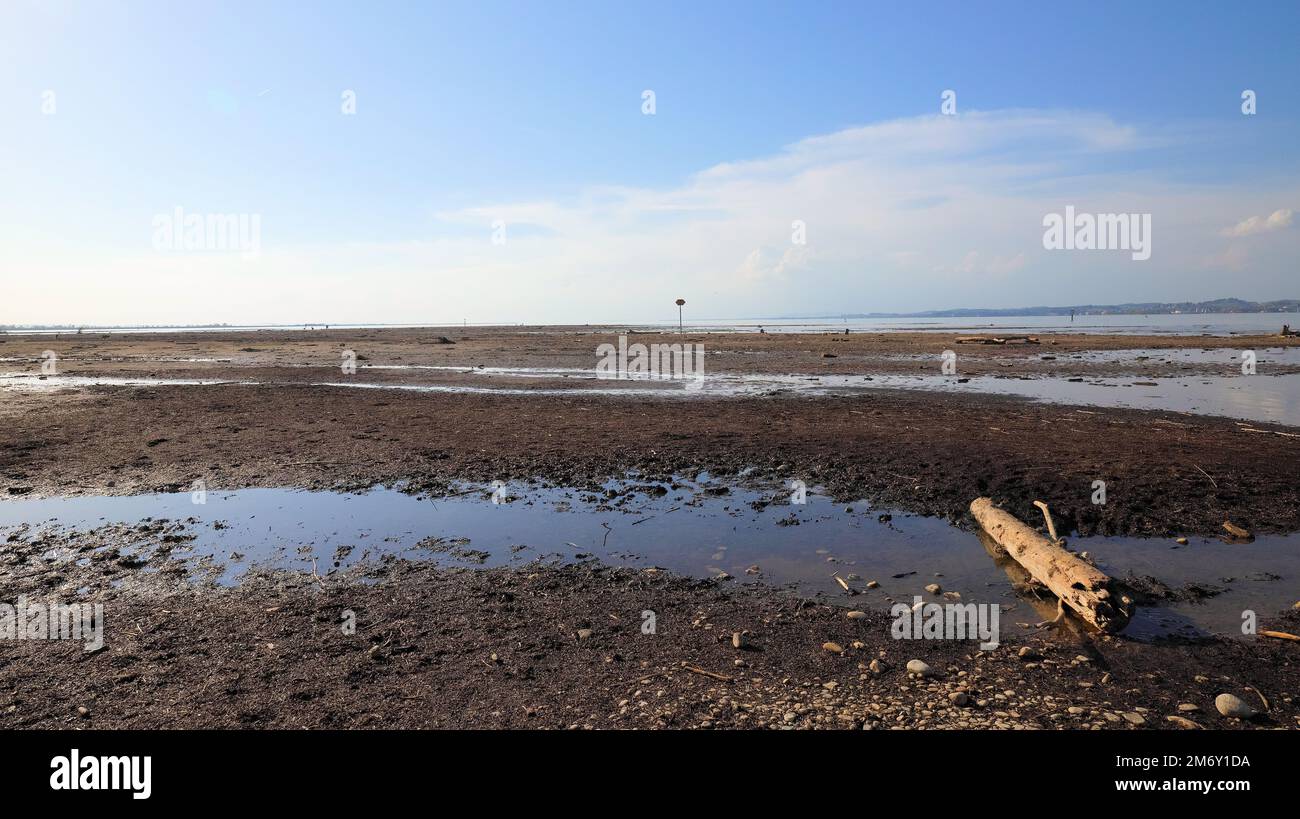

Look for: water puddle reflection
[2,480,1294,642]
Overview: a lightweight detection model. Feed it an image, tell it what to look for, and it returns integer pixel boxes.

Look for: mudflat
[2,327,1298,536]
[1,327,1297,729]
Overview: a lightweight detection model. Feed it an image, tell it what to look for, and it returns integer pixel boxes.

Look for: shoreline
[3,327,1298,730]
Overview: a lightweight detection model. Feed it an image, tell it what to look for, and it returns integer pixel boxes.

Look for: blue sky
[2,0,1298,325]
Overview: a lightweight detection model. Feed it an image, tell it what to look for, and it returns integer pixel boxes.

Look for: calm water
[677,312,1300,335]
[2,481,1295,641]
[6,366,1298,426]
[4,312,1296,337]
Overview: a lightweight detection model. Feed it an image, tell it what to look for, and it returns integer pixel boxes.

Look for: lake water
[4,312,1297,337]
[677,312,1300,336]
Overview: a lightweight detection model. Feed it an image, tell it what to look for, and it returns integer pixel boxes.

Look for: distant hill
[806,298,1300,319]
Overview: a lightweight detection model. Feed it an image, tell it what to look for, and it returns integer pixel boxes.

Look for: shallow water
[0,374,251,388]
[5,363,1298,426]
[4,311,1295,336]
[343,369,1300,427]
[2,481,1294,642]
[685,312,1300,336]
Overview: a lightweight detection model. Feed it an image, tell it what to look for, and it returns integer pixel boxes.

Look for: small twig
[1192,463,1218,489]
[310,558,328,591]
[1245,685,1270,712]
[681,664,733,682]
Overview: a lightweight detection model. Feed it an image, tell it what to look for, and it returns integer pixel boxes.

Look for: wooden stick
[970,497,1133,632]
[681,664,733,682]
[1192,463,1218,489]
[1032,500,1060,543]
[1261,630,1300,642]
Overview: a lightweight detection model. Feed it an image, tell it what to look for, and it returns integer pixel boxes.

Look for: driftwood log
[970,497,1133,632]
[954,335,1041,345]
[976,530,1089,632]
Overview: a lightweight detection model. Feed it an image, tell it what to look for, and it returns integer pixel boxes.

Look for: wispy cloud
[1221,208,1294,238]
[7,109,1299,325]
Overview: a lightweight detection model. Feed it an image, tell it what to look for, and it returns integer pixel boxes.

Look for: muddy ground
[1,553,1297,730]
[1,383,1298,538]
[1,328,1298,729]
[2,326,1299,382]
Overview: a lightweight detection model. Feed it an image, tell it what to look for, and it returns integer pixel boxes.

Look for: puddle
[1045,347,1293,366]
[2,481,1295,642]
[4,352,1299,426]
[0,374,252,389]
[330,369,1300,427]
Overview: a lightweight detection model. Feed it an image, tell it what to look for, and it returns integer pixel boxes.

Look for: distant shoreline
[5,299,1298,331]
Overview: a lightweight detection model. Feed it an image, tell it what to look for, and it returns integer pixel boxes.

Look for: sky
[2,0,1298,326]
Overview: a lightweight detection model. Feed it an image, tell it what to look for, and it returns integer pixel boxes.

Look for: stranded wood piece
[970,497,1133,632]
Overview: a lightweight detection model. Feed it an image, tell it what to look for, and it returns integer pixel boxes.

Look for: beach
[1,325,1297,729]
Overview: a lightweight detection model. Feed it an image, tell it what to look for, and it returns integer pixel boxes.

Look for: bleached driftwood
[954,335,1041,345]
[970,497,1133,632]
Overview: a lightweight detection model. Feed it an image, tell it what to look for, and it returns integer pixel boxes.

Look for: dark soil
[2,560,1297,730]
[2,328,1298,730]
[2,384,1297,538]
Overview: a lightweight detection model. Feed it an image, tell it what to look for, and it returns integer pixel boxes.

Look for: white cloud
[1221,208,1294,238]
[6,110,1299,325]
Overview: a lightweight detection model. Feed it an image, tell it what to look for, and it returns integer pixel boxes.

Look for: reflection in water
[1,481,1295,642]
[4,349,1299,426]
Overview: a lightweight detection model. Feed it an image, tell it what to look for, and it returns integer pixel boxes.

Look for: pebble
[822,642,844,654]
[846,610,868,619]
[77,706,89,718]
[1176,537,1188,545]
[906,659,933,677]
[868,659,886,675]
[924,583,942,595]
[1122,712,1146,726]
[576,628,593,640]
[948,691,969,706]
[1177,703,1200,712]
[1214,693,1255,719]
[732,632,748,650]
[1017,647,1040,660]
[1166,715,1201,729]
[866,580,880,589]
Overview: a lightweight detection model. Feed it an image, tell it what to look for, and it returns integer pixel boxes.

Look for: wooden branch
[1261,630,1300,642]
[970,497,1133,632]
[681,663,733,682]
[955,335,1040,345]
